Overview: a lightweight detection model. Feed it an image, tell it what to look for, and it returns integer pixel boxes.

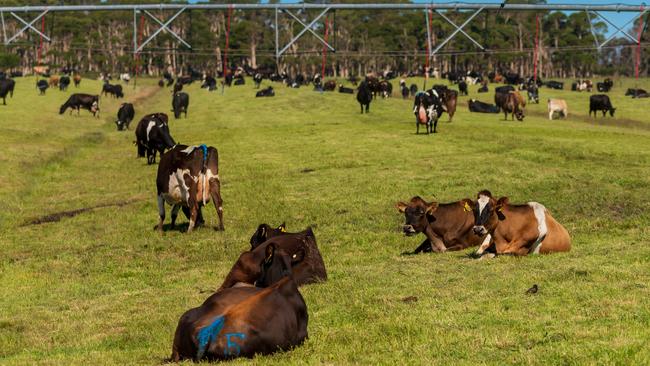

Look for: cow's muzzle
[473,226,488,236]
[402,225,417,236]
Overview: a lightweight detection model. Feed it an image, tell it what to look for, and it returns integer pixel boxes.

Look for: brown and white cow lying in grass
[156,144,224,233]
[396,196,486,254]
[468,190,571,257]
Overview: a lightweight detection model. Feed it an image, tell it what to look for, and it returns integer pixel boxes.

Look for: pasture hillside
[1,76,650,365]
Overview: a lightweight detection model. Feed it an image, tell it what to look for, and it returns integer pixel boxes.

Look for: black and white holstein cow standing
[0,78,16,105]
[172,92,190,119]
[156,144,224,233]
[59,94,99,116]
[413,90,444,134]
[116,103,135,130]
[135,113,176,164]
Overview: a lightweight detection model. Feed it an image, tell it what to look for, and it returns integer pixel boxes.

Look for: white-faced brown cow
[156,144,224,233]
[468,190,571,257]
[396,196,487,253]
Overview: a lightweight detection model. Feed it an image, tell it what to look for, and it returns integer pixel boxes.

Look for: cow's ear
[278,222,286,232]
[426,201,439,214]
[460,199,474,212]
[496,197,509,220]
[264,244,275,264]
[291,249,305,264]
[396,202,408,213]
[259,225,266,238]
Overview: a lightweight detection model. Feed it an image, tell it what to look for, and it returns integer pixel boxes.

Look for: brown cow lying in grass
[171,244,308,361]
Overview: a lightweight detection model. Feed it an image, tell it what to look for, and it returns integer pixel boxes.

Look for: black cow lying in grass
[135,113,176,164]
[219,225,327,289]
[468,99,499,113]
[338,85,354,94]
[255,86,274,97]
[116,103,135,131]
[171,244,307,362]
[59,94,99,116]
[0,78,15,105]
[625,88,647,98]
[156,144,224,232]
[172,92,190,119]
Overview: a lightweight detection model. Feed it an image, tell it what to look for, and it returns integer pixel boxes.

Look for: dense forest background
[0,0,647,78]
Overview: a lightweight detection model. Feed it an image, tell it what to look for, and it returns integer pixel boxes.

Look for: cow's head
[249,223,287,250]
[609,107,616,117]
[91,100,99,117]
[471,190,507,236]
[515,108,525,121]
[396,196,438,236]
[255,244,304,288]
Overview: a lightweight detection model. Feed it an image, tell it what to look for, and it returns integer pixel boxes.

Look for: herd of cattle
[0,67,645,361]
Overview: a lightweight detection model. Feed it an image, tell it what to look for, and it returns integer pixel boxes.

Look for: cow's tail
[200,144,208,205]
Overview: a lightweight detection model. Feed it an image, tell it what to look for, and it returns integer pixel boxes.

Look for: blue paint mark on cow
[199,144,207,162]
[224,333,246,357]
[196,315,225,360]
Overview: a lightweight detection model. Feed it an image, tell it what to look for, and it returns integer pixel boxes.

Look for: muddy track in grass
[20,196,147,226]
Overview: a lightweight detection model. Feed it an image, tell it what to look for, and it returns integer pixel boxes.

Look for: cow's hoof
[478,253,496,260]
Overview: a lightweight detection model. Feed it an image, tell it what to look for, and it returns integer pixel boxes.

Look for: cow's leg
[195,205,205,227]
[366,104,369,113]
[146,149,153,165]
[549,110,553,120]
[433,119,438,133]
[170,204,181,228]
[185,176,199,233]
[157,194,166,232]
[416,120,419,134]
[360,103,363,114]
[475,234,492,256]
[209,178,225,231]
[411,239,433,254]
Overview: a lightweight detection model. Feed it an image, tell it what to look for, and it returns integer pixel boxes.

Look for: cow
[49,75,60,87]
[545,81,564,90]
[625,88,646,97]
[73,74,82,87]
[102,83,124,98]
[494,85,514,94]
[458,80,468,96]
[36,79,49,95]
[409,84,418,97]
[400,80,409,99]
[365,76,380,99]
[233,76,245,86]
[495,91,524,121]
[413,90,443,134]
[0,79,16,105]
[477,83,488,93]
[120,73,131,84]
[589,94,616,117]
[173,83,183,94]
[547,99,568,120]
[164,72,175,87]
[396,196,487,254]
[249,223,287,249]
[338,85,354,94]
[220,226,327,289]
[348,75,359,86]
[156,144,223,233]
[253,73,263,88]
[116,103,135,130]
[504,72,523,85]
[634,92,649,98]
[379,80,393,98]
[527,85,539,104]
[59,94,99,116]
[255,86,274,97]
[171,244,307,362]
[469,190,571,257]
[323,80,336,91]
[201,76,217,91]
[135,113,176,164]
[356,81,372,113]
[59,76,71,91]
[158,80,165,87]
[172,92,190,119]
[468,99,499,113]
[597,78,613,93]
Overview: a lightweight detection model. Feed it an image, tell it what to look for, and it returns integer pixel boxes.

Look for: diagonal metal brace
[596,9,648,48]
[136,8,190,52]
[431,8,484,56]
[283,9,334,53]
[278,7,330,57]
[585,10,601,49]
[5,10,50,45]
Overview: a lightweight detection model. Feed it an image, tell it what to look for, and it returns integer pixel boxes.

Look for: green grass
[1,75,650,365]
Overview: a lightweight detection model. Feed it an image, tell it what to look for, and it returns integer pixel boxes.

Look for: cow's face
[396,197,438,236]
[249,223,287,249]
[91,101,99,116]
[255,244,304,288]
[471,191,506,236]
[609,108,616,117]
[515,109,525,121]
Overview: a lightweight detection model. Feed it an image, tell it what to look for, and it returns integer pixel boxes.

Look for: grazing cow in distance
[338,85,354,94]
[469,190,571,257]
[201,76,217,91]
[59,94,99,116]
[413,90,443,134]
[396,196,487,254]
[458,80,468,96]
[36,79,49,95]
[120,73,131,84]
[171,244,307,362]
[73,74,82,87]
[172,92,190,119]
[233,76,245,86]
[548,99,568,120]
[253,73,263,88]
[409,84,418,97]
[116,103,135,130]
[49,75,60,87]
[597,78,613,92]
[527,85,539,104]
[221,226,327,289]
[545,81,564,90]
[495,91,524,121]
[255,86,275,97]
[59,76,71,91]
[156,144,224,232]
[356,81,372,113]
[468,99,499,113]
[379,80,393,98]
[158,80,165,87]
[589,95,616,117]
[0,79,16,105]
[102,83,124,98]
[135,113,176,164]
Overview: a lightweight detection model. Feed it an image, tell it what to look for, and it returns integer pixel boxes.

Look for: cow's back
[539,211,571,254]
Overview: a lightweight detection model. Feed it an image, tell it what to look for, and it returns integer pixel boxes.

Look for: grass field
[1,75,650,365]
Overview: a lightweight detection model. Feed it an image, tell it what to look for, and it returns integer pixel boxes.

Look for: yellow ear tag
[464,202,471,212]
[279,226,286,233]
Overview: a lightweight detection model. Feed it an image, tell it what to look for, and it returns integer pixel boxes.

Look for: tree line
[0,0,647,79]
